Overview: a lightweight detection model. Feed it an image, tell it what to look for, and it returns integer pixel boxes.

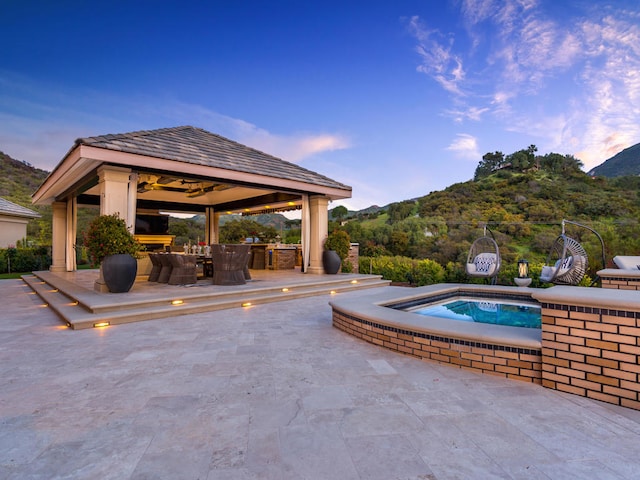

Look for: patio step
[22,272,390,330]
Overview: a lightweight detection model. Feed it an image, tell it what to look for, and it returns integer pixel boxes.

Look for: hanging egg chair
[540,220,604,286]
[466,226,501,284]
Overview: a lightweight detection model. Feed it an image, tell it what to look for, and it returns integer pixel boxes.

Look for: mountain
[0,151,49,208]
[587,142,640,177]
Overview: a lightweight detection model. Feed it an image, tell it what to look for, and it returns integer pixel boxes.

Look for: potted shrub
[323,229,350,274]
[85,213,141,293]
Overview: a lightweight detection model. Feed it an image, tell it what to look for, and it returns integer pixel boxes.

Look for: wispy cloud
[0,74,351,169]
[408,16,466,96]
[407,1,640,169]
[446,133,480,160]
[445,106,490,123]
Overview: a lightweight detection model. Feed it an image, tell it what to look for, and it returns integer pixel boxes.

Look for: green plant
[83,213,141,266]
[324,230,351,261]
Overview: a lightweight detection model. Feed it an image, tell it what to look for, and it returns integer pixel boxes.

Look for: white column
[65,197,77,271]
[50,201,67,272]
[98,165,133,225]
[301,194,310,273]
[212,212,220,244]
[205,207,219,244]
[126,172,139,233]
[306,195,329,274]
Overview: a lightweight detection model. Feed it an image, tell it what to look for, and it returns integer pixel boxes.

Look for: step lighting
[330,290,337,295]
[93,322,110,328]
[350,280,358,284]
[281,288,289,292]
[242,302,252,307]
[171,299,184,306]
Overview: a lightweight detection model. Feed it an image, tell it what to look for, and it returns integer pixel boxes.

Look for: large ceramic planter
[322,250,341,274]
[101,254,138,293]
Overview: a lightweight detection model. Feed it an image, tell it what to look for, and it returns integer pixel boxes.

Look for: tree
[386,200,416,224]
[331,205,349,222]
[474,151,505,180]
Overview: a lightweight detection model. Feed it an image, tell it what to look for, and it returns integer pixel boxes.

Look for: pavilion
[32,126,352,274]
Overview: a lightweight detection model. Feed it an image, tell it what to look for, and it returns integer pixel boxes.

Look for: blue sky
[1,0,639,211]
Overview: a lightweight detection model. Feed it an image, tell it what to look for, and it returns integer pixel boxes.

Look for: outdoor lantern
[518,259,529,279]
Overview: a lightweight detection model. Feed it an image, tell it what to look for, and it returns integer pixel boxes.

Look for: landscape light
[518,259,530,279]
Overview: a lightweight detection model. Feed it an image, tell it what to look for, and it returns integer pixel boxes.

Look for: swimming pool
[330,284,543,384]
[408,297,541,328]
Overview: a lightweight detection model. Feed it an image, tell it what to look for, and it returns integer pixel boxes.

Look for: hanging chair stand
[540,220,606,286]
[466,225,501,284]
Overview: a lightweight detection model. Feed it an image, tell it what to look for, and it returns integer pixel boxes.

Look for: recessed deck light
[171,299,184,306]
[93,322,110,328]
[282,288,289,292]
[242,302,252,307]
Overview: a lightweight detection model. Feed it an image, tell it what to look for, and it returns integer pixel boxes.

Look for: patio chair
[540,220,604,286]
[466,226,501,284]
[211,244,251,285]
[156,253,173,283]
[168,254,198,285]
[147,253,162,282]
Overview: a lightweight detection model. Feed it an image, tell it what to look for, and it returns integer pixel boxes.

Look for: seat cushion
[613,256,640,270]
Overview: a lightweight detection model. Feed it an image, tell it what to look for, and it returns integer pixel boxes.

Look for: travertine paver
[1,278,640,479]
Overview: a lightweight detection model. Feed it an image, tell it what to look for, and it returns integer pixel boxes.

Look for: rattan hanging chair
[540,220,604,286]
[466,226,501,283]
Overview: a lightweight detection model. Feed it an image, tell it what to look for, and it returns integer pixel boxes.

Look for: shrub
[359,255,444,286]
[83,213,141,266]
[324,230,351,261]
[0,246,51,274]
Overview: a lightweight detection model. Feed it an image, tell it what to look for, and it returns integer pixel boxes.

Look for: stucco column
[65,197,77,271]
[98,165,134,227]
[205,207,219,244]
[306,195,329,274]
[301,194,310,273]
[126,172,138,234]
[50,201,67,272]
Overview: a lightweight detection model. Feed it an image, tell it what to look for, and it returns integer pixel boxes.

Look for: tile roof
[0,197,40,218]
[76,126,351,192]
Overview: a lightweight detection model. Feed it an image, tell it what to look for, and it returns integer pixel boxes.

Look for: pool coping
[329,283,542,350]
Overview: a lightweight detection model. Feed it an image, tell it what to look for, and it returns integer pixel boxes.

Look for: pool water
[411,298,541,328]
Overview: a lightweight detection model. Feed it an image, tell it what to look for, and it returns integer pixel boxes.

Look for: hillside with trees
[339,146,640,284]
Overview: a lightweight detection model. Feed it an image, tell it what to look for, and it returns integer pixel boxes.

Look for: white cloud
[446,133,480,160]
[445,105,490,122]
[0,74,351,169]
[409,16,466,97]
[235,128,351,163]
[408,1,640,170]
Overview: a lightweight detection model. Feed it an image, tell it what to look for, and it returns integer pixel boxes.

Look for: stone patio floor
[2,278,640,479]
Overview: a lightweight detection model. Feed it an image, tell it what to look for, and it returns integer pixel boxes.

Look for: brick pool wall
[540,302,640,410]
[332,308,542,384]
[600,275,640,291]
